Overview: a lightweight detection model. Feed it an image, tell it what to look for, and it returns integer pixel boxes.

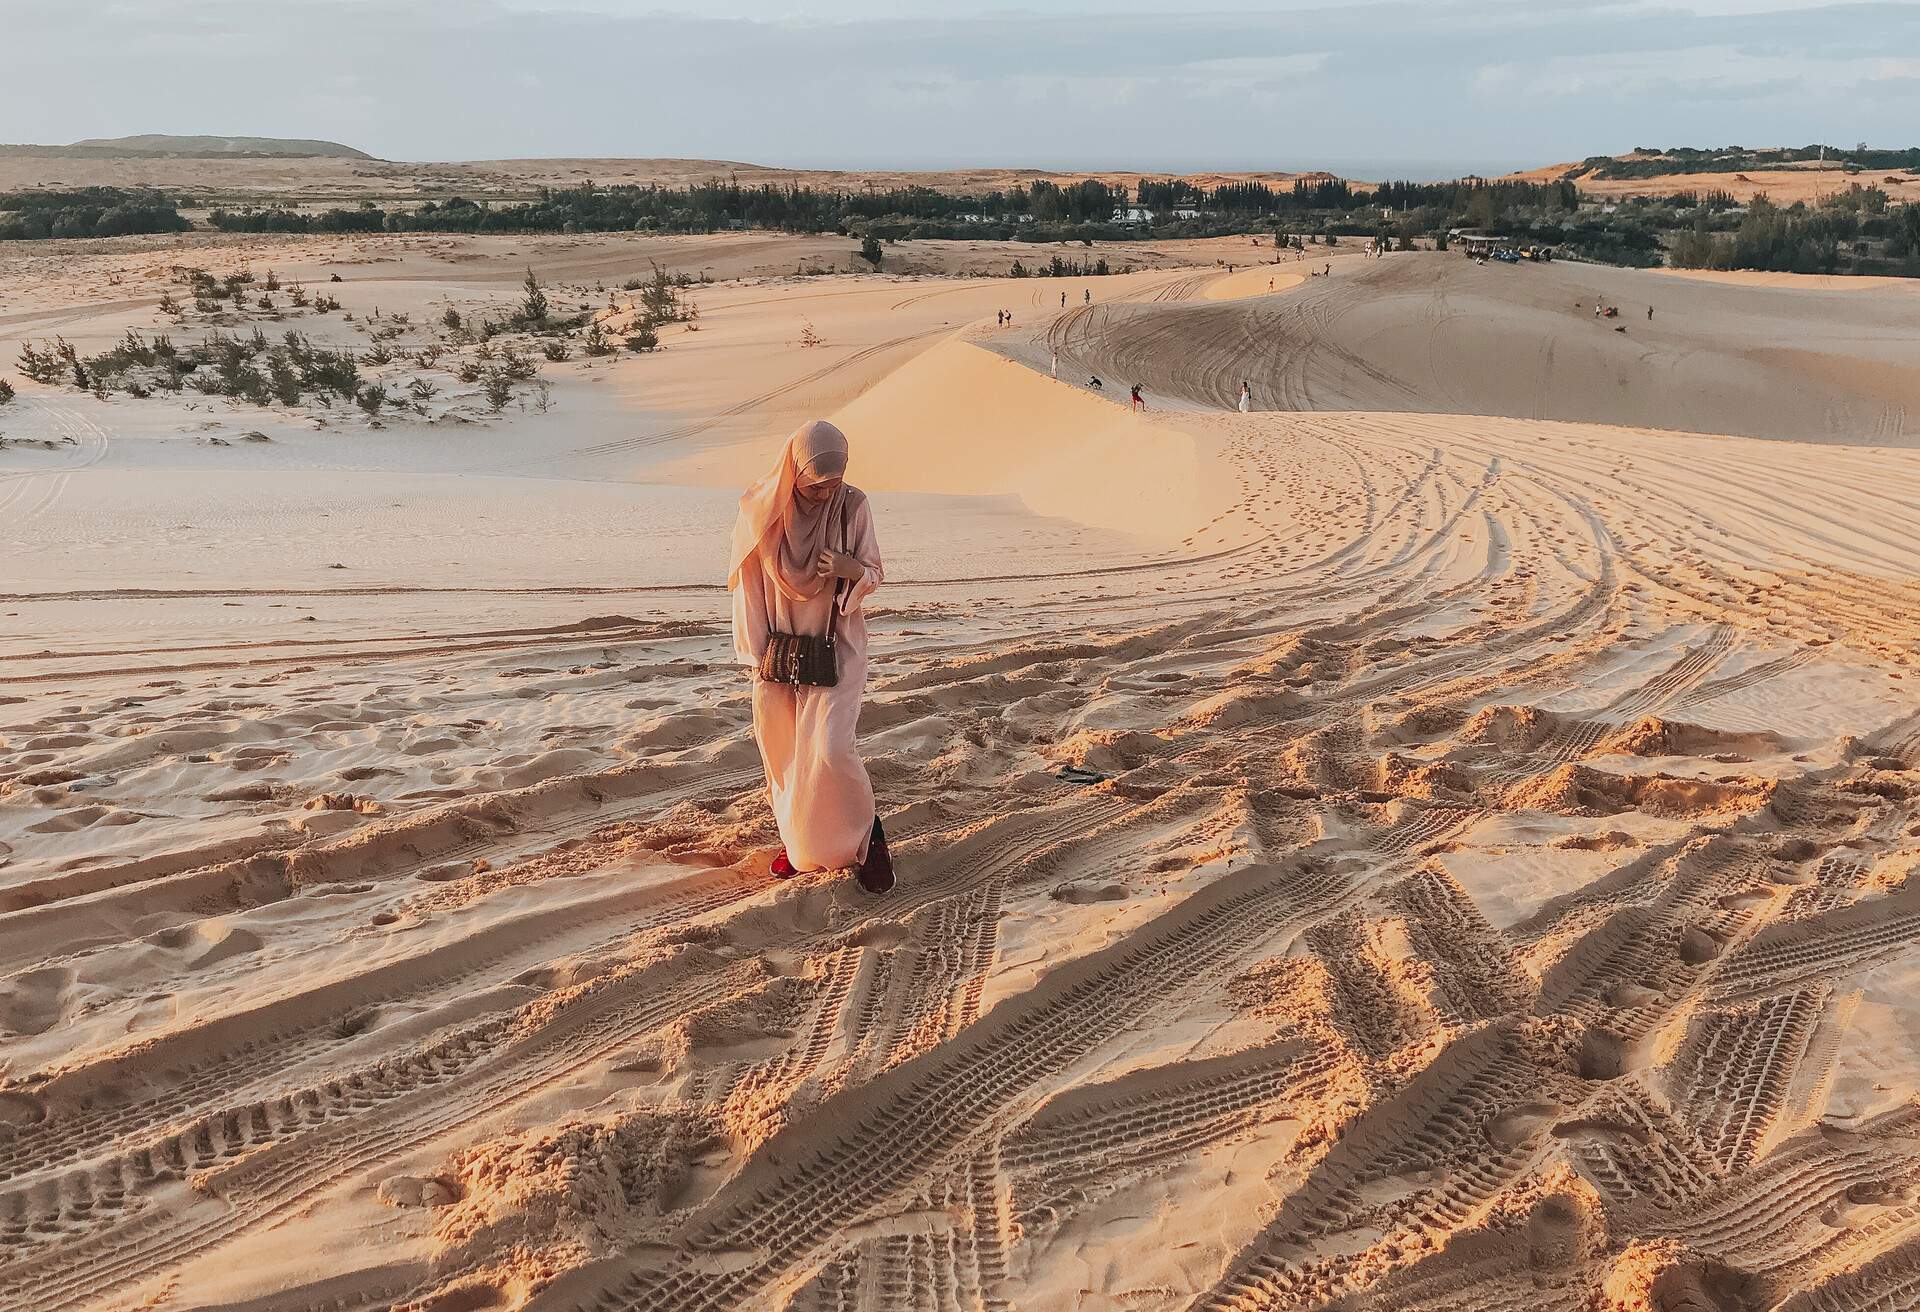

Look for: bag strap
[827,495,851,644]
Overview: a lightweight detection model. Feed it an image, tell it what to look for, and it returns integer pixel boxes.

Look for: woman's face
[795,473,842,507]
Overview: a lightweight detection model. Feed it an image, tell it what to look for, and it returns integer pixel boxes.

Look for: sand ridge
[1,236,1918,1311]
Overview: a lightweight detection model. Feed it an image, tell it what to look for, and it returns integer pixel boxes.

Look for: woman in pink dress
[728,419,892,892]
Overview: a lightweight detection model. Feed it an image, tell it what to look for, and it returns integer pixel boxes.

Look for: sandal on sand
[770,848,796,879]
[856,817,894,895]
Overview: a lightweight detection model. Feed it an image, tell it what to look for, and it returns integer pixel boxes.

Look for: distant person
[1051,347,1058,378]
[728,420,892,894]
[996,310,1004,327]
[1088,375,1103,389]
[1268,278,1274,291]
[1238,380,1252,413]
[1595,302,1603,318]
[1131,384,1145,412]
[1083,288,1091,305]
[1060,291,1067,308]
[1324,263,1331,276]
[1647,305,1654,321]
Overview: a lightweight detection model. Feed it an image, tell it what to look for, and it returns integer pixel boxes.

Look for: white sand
[2,235,1918,1312]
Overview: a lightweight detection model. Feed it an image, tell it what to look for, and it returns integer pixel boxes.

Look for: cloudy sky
[6,0,1916,174]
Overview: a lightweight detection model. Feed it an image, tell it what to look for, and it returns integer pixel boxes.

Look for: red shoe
[770,848,796,879]
[856,817,894,895]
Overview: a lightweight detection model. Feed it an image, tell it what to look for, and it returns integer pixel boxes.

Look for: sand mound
[1462,704,1579,751]
[1594,715,1786,760]
[1504,762,1774,818]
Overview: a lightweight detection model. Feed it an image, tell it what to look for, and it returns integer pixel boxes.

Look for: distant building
[1111,205,1155,225]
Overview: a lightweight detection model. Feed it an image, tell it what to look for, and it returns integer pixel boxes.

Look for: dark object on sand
[1056,764,1108,786]
[857,817,894,893]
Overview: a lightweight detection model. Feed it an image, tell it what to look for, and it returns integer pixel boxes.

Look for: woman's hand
[815,548,865,582]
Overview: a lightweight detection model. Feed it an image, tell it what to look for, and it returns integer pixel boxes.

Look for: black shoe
[856,817,894,894]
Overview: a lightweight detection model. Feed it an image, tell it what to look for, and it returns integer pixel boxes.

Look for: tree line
[0,187,190,240]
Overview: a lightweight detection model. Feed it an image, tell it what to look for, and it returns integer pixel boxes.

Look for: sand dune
[2,235,1918,1312]
[992,250,1920,443]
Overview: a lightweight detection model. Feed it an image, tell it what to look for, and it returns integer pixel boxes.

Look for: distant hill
[0,135,373,160]
[1518,144,1920,184]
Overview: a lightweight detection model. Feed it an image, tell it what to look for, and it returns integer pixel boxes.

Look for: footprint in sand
[1526,1189,1599,1275]
[1051,881,1128,904]
[147,921,265,970]
[0,965,77,1035]
[0,1091,47,1127]
[26,804,143,833]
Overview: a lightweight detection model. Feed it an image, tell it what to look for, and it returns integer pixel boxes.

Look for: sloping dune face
[994,253,1920,443]
[2,246,1920,1312]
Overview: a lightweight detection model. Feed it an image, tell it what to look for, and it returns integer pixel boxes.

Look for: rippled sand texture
[1,241,1918,1312]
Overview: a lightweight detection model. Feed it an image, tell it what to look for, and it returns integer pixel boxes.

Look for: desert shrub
[442,306,462,330]
[455,359,482,383]
[407,377,438,401]
[267,353,302,405]
[517,267,548,325]
[500,347,537,380]
[288,282,309,307]
[412,345,444,368]
[312,293,340,312]
[860,233,883,266]
[0,377,13,405]
[79,330,166,384]
[307,351,359,397]
[157,290,181,316]
[363,342,394,366]
[637,264,690,325]
[540,340,569,362]
[356,382,387,415]
[624,324,659,352]
[480,367,512,411]
[17,340,62,383]
[581,322,613,356]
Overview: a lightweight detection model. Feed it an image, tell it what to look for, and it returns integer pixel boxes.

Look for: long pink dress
[731,488,884,871]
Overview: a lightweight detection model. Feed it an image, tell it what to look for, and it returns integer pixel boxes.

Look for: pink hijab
[727,419,851,602]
